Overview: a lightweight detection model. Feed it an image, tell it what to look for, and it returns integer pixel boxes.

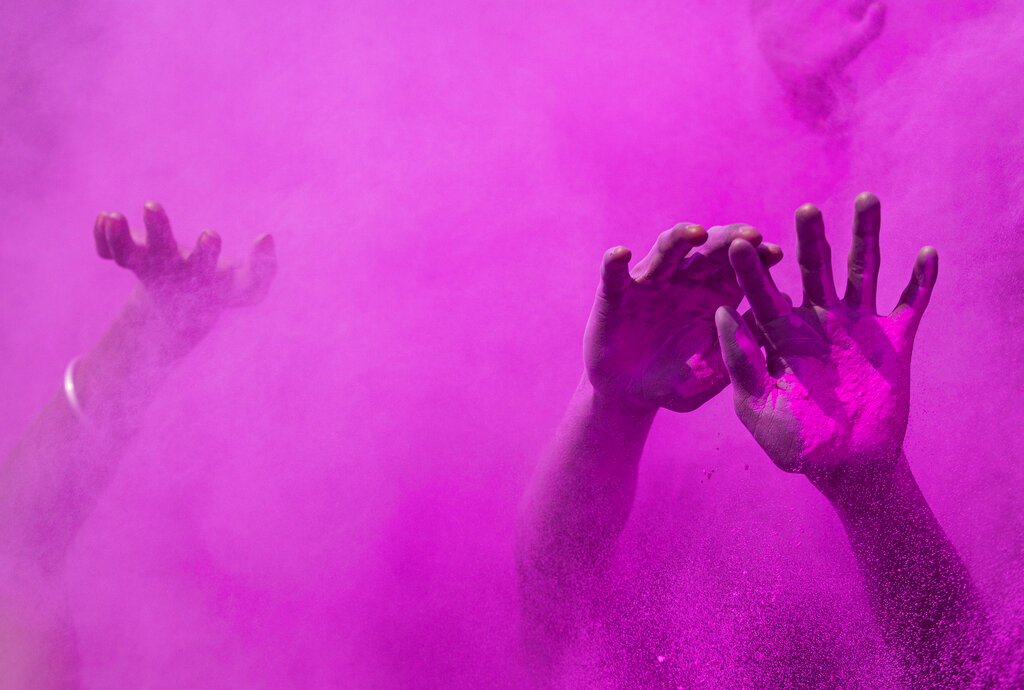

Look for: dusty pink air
[1,0,1021,687]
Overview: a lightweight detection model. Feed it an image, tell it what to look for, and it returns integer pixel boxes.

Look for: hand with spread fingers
[717,194,987,683]
[93,202,277,357]
[715,193,934,494]
[586,223,782,413]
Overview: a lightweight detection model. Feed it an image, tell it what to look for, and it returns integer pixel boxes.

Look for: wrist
[118,285,205,362]
[70,288,185,425]
[579,374,659,421]
[817,451,915,517]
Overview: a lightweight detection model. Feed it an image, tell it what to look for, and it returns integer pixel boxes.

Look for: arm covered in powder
[516,222,780,671]
[0,203,275,688]
[716,194,987,685]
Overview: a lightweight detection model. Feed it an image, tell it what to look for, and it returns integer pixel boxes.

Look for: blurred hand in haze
[0,203,276,688]
[751,0,886,125]
[585,223,782,413]
[716,193,988,684]
[93,202,276,360]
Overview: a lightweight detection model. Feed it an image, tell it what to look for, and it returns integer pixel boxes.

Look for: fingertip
[917,245,938,285]
[187,229,222,276]
[106,212,130,239]
[196,229,222,255]
[715,304,739,332]
[663,223,705,249]
[105,213,135,267]
[252,234,278,277]
[600,245,632,292]
[728,238,758,265]
[93,213,113,259]
[758,243,784,267]
[142,202,169,227]
[795,203,821,223]
[684,223,708,245]
[854,192,880,214]
[604,245,630,263]
[736,224,762,246]
[601,246,631,277]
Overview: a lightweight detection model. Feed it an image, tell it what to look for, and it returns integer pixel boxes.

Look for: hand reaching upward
[0,202,278,689]
[93,202,277,357]
[716,194,988,683]
[751,0,886,125]
[585,223,782,413]
[715,193,936,495]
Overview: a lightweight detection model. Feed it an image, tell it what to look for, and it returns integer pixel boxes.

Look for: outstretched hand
[716,193,937,496]
[585,223,782,413]
[93,202,277,357]
[751,0,886,124]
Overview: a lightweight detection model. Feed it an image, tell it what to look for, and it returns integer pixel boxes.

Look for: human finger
[758,242,784,268]
[230,234,278,307]
[142,201,179,259]
[715,306,769,401]
[599,246,632,298]
[105,212,141,269]
[891,246,938,332]
[700,224,762,264]
[643,223,707,282]
[680,223,761,279]
[93,213,113,259]
[844,192,881,314]
[729,239,792,325]
[186,230,222,278]
[795,203,838,306]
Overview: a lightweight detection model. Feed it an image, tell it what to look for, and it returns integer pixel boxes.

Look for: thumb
[715,306,769,401]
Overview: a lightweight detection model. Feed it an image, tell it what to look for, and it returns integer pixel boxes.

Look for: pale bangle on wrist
[64,356,94,429]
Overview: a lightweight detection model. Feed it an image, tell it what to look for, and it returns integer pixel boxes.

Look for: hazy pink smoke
[1,0,1021,687]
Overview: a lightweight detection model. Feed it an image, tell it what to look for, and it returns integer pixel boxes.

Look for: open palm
[716,194,937,490]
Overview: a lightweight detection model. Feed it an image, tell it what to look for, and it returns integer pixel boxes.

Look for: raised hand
[716,195,989,683]
[585,223,781,413]
[93,202,276,357]
[715,193,936,494]
[751,0,886,125]
[0,203,278,688]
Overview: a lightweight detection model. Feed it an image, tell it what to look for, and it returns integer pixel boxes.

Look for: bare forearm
[518,377,655,576]
[0,288,179,573]
[516,376,656,658]
[827,455,987,683]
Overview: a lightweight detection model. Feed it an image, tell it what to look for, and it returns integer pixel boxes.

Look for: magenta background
[1,1,1022,687]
